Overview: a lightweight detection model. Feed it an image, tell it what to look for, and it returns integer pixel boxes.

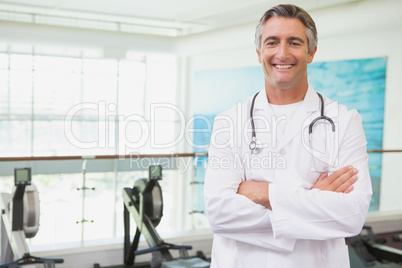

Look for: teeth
[275,65,292,69]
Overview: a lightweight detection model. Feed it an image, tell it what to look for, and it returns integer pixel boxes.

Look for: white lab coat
[204,86,372,268]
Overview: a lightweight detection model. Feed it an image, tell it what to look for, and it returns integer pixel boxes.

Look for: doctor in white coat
[204,4,372,268]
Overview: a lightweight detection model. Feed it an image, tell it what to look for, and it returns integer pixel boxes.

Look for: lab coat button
[279,149,286,155]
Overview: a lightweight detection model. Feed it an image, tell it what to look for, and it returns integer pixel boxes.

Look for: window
[0,46,209,249]
[0,50,181,156]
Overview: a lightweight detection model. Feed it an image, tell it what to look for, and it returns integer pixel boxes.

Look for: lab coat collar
[253,88,269,110]
[303,85,320,112]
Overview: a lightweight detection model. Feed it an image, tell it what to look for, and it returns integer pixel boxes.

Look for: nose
[276,42,289,61]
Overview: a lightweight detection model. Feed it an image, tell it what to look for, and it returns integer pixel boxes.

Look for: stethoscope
[249,92,336,173]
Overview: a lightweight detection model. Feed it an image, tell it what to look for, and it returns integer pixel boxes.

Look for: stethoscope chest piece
[249,137,262,154]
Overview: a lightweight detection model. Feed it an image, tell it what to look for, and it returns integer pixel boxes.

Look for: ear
[307,46,317,64]
[256,48,262,64]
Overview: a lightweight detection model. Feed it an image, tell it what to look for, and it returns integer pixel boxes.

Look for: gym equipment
[0,167,64,268]
[122,165,210,268]
[348,226,402,267]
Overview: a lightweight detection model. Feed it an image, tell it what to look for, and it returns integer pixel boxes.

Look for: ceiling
[0,0,362,36]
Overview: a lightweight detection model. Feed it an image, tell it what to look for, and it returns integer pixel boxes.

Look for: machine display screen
[14,168,31,185]
[149,165,162,179]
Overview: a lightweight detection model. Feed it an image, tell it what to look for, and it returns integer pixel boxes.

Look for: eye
[290,42,301,46]
[265,41,277,46]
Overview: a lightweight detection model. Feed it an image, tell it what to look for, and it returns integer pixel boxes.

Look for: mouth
[273,64,294,69]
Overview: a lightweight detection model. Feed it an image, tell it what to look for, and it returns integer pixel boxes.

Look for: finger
[318,168,348,187]
[334,175,358,193]
[327,165,354,183]
[329,171,356,191]
[327,167,358,191]
[332,167,358,192]
[344,185,354,194]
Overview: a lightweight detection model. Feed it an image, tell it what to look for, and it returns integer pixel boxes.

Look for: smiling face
[257,17,317,103]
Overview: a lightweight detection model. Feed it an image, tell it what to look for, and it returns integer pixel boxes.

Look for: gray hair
[255,4,317,53]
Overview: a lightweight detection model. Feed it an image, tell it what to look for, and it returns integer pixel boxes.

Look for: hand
[237,181,271,209]
[311,165,358,193]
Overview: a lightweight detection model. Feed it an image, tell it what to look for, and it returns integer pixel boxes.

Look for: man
[204,4,372,268]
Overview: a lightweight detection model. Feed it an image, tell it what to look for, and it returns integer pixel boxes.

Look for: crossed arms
[238,165,359,210]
